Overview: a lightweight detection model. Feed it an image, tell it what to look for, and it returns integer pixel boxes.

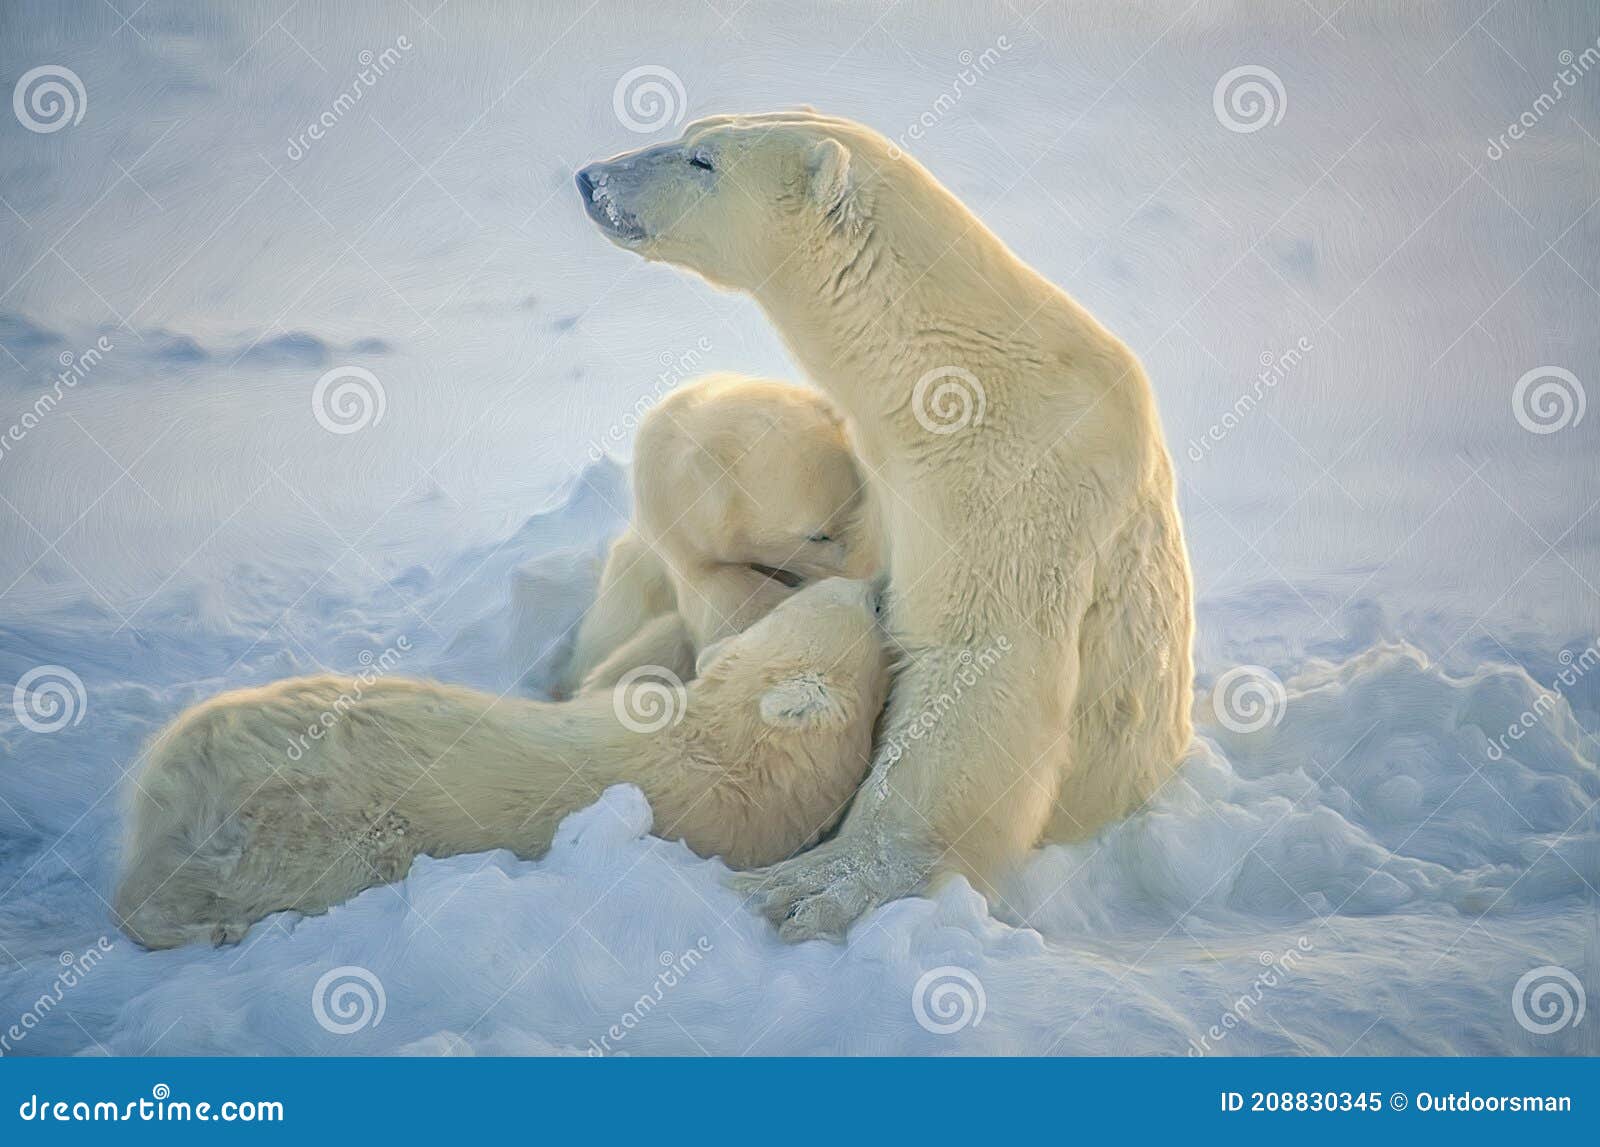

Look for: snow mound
[1,468,1594,1057]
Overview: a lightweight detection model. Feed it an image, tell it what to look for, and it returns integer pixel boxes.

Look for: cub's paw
[208,920,251,947]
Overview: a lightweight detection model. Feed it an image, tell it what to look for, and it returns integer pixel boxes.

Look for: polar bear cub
[115,577,889,949]
[559,372,881,695]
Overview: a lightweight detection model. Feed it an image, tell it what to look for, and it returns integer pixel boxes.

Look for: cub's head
[575,111,886,291]
[693,576,890,750]
[635,374,882,604]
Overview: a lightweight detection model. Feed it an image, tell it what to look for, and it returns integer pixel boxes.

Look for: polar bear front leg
[735,639,1068,940]
[556,530,678,697]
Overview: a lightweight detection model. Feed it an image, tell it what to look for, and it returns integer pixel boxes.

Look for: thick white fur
[115,578,889,949]
[559,529,690,693]
[577,111,1195,938]
[558,372,882,695]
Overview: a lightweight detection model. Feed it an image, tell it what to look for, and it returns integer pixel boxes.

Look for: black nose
[574,167,595,199]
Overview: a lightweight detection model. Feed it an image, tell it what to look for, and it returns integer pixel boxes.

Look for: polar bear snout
[575,162,647,245]
[786,575,884,630]
[576,141,717,249]
[828,572,886,621]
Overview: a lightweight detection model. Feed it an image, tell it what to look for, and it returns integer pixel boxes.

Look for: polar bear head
[694,575,890,740]
[575,111,891,291]
[635,373,881,609]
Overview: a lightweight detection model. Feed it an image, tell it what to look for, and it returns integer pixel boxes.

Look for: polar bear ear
[807,138,853,212]
[759,672,847,730]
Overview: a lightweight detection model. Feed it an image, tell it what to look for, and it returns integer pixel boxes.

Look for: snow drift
[1,463,1594,1057]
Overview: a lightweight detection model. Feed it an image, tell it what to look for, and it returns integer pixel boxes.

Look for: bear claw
[729,844,892,941]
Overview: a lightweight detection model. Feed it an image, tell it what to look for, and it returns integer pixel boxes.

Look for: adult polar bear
[576,110,1194,939]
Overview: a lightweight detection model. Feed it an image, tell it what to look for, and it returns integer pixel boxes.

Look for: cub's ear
[759,672,847,730]
[695,635,734,677]
[808,138,853,211]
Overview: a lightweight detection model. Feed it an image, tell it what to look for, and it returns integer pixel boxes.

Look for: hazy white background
[0,0,1594,1055]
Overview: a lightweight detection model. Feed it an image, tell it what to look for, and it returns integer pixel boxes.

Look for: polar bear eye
[688,152,715,172]
[806,533,833,544]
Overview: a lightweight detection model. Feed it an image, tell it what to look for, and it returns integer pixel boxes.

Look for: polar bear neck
[749,159,1138,452]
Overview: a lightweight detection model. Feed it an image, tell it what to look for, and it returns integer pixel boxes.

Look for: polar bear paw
[730,839,917,942]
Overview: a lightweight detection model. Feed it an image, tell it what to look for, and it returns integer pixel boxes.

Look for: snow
[1,1,1596,1056]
